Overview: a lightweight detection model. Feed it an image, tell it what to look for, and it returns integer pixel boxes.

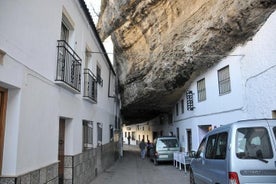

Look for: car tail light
[229,172,240,184]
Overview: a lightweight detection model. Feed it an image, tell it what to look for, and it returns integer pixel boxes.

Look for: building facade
[158,11,276,152]
[0,0,120,183]
[122,123,153,145]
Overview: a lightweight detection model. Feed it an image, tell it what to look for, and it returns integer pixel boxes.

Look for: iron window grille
[56,40,82,92]
[83,121,93,150]
[83,68,97,103]
[186,90,195,111]
[96,65,103,87]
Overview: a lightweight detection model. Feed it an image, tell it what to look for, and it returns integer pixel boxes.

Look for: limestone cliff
[97,0,276,123]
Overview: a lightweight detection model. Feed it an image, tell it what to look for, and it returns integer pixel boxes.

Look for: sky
[84,0,101,24]
[84,0,114,63]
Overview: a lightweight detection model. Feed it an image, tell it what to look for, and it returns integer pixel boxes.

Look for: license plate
[159,155,168,158]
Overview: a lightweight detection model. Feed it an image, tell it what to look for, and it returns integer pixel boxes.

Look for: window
[218,66,231,95]
[206,132,228,159]
[61,21,69,42]
[56,13,81,92]
[97,123,102,146]
[83,121,93,150]
[236,127,273,159]
[97,65,103,86]
[110,125,114,141]
[196,138,206,158]
[197,78,206,101]
[181,99,184,113]
[131,132,135,140]
[176,103,179,116]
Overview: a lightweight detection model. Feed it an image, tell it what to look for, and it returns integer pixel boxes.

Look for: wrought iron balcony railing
[56,40,82,93]
[83,68,97,103]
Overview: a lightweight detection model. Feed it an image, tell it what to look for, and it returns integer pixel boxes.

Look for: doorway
[0,87,8,175]
[58,118,65,184]
[187,129,192,152]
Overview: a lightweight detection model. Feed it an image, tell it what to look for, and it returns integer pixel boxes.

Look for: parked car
[150,136,180,165]
[190,119,276,184]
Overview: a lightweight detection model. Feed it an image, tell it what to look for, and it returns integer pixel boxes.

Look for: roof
[78,0,116,75]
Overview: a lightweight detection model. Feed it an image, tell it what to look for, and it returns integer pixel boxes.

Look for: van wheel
[153,158,158,166]
[190,170,195,184]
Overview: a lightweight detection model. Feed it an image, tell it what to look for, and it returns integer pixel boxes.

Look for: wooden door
[0,87,8,175]
[58,119,65,184]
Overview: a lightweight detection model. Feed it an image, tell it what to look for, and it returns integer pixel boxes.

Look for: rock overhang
[97,0,276,124]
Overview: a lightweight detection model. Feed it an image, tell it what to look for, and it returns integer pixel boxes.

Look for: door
[0,87,8,175]
[187,129,192,152]
[58,119,65,184]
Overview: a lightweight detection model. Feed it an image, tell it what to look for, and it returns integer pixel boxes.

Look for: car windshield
[158,139,179,148]
[236,127,273,160]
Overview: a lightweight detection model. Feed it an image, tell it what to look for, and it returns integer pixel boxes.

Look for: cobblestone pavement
[90,144,190,184]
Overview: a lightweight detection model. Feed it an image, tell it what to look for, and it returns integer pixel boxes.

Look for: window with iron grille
[83,120,93,150]
[110,125,114,141]
[181,99,184,113]
[97,123,102,146]
[197,78,206,102]
[56,14,81,92]
[97,65,103,87]
[218,66,231,95]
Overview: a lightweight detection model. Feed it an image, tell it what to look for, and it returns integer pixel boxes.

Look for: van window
[236,127,273,159]
[196,138,206,158]
[157,139,179,148]
[205,132,228,159]
[273,127,276,139]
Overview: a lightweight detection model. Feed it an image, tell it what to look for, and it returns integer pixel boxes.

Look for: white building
[0,0,120,183]
[159,11,276,152]
[123,123,153,145]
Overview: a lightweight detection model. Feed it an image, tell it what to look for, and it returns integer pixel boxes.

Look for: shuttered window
[218,66,231,95]
[197,78,206,101]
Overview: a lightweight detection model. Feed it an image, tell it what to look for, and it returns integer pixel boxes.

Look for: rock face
[97,0,276,123]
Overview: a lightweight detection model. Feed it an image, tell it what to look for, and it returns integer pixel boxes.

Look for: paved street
[90,144,190,184]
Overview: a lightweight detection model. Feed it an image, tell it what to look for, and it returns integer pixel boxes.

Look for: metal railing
[83,68,97,103]
[56,40,82,92]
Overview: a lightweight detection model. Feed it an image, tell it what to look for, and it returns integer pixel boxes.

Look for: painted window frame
[218,66,231,95]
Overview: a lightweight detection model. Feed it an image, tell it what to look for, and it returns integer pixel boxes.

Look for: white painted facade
[163,11,276,152]
[122,123,153,145]
[0,0,119,180]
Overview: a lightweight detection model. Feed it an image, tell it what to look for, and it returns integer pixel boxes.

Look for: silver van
[190,119,276,184]
[150,136,180,165]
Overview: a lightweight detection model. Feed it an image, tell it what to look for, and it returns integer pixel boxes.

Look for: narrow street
[90,145,190,184]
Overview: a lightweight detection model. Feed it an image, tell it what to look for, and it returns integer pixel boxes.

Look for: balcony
[83,68,97,103]
[56,40,82,93]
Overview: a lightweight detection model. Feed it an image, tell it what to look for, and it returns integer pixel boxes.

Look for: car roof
[205,119,276,137]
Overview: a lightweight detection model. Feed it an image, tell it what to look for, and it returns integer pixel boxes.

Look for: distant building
[123,123,153,145]
[155,11,276,152]
[0,0,120,183]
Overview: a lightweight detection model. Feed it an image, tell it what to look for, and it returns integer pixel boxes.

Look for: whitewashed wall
[166,11,276,151]
[0,0,117,176]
